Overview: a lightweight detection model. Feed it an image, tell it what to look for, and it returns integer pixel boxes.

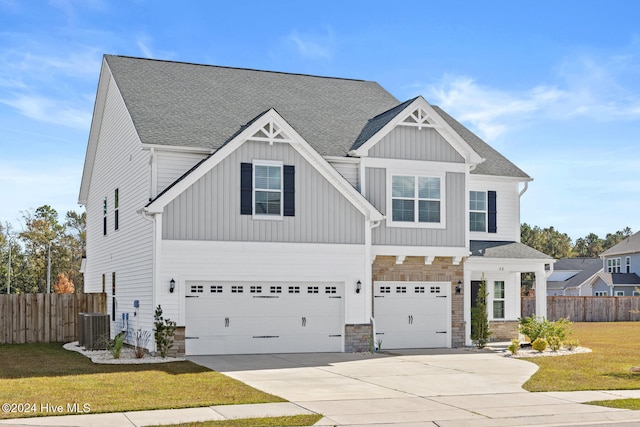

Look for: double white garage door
[374,281,450,349]
[185,281,343,355]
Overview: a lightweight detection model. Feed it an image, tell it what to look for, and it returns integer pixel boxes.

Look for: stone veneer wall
[372,256,466,347]
[345,324,373,352]
[489,321,519,342]
[168,326,185,357]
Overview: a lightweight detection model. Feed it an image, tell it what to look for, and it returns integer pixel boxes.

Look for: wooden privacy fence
[0,293,107,344]
[522,296,640,322]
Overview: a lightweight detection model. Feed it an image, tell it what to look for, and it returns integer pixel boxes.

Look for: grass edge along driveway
[0,343,284,419]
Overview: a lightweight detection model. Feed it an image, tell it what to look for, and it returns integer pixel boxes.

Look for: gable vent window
[240,162,294,218]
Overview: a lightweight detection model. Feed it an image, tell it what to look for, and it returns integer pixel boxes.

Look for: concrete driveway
[189,348,640,426]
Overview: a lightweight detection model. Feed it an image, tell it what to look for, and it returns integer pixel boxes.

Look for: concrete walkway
[4,349,640,426]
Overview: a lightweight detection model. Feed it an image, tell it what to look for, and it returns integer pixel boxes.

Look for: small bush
[518,316,572,343]
[508,338,520,355]
[547,335,562,351]
[154,305,177,358]
[133,329,152,358]
[532,337,548,352]
[108,332,126,359]
[564,339,580,350]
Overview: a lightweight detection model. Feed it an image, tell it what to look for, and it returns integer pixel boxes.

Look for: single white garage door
[185,281,344,355]
[374,281,450,349]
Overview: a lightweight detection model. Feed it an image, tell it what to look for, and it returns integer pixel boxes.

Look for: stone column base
[345,324,373,352]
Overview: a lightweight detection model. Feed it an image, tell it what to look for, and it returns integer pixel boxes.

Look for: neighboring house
[79,55,552,355]
[594,232,640,296]
[546,258,602,296]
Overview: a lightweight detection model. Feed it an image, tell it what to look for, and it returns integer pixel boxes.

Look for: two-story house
[595,232,640,296]
[79,55,552,355]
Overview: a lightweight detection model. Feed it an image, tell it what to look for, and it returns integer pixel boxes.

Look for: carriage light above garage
[170,278,176,293]
[356,280,362,294]
[455,280,462,294]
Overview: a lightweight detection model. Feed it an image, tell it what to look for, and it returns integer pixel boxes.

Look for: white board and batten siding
[84,73,155,343]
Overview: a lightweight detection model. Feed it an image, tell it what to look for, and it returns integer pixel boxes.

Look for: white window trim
[492,280,505,320]
[595,291,608,296]
[469,190,487,233]
[252,160,284,220]
[615,290,625,297]
[626,256,631,273]
[386,169,446,229]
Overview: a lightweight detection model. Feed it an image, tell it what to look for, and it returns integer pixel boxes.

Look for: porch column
[535,268,547,319]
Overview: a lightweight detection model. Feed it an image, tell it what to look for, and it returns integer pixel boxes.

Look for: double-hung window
[390,174,442,226]
[240,161,295,218]
[469,191,486,232]
[254,162,282,216]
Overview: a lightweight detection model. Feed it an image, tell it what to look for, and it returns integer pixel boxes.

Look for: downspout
[368,219,382,351]
[137,207,159,352]
[519,181,529,197]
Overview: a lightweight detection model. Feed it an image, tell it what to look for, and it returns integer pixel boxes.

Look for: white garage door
[185,281,344,355]
[374,281,450,349]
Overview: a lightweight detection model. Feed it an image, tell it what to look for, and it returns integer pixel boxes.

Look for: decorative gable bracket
[399,107,437,130]
[247,120,295,145]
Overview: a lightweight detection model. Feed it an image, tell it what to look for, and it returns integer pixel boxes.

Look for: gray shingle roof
[597,272,640,286]
[601,231,640,257]
[104,55,399,157]
[470,240,552,259]
[432,106,531,179]
[547,257,603,291]
[104,55,530,179]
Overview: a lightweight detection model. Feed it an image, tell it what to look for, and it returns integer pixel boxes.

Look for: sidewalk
[0,402,315,426]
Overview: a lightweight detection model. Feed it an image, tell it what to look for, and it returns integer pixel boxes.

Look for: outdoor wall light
[170,278,176,293]
[356,280,362,294]
[455,280,462,295]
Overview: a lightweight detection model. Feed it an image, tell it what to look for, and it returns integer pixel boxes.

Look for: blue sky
[1,0,638,241]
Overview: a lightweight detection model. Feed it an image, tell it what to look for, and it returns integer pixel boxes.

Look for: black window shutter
[488,190,497,233]
[283,165,295,216]
[240,163,253,215]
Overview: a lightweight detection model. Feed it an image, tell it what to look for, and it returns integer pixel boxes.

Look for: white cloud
[419,49,640,141]
[0,94,92,129]
[286,27,335,61]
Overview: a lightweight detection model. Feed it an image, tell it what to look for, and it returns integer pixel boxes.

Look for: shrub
[564,339,580,350]
[108,332,126,359]
[133,329,152,358]
[154,305,177,358]
[508,338,520,355]
[518,316,572,344]
[547,335,562,351]
[532,337,548,352]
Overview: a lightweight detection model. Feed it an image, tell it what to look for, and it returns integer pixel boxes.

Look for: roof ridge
[105,54,371,83]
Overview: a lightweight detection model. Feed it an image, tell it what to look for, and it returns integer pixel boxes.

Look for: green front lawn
[523,322,640,392]
[0,343,284,419]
